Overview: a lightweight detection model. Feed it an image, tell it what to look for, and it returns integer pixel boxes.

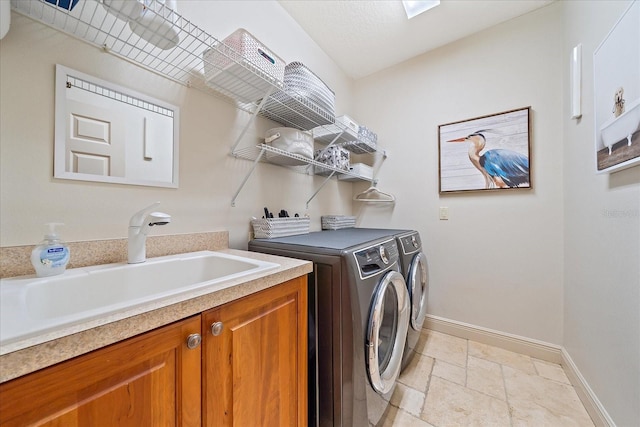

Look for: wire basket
[251,217,310,239]
[283,62,335,114]
[321,215,356,230]
[260,89,335,130]
[342,138,377,154]
[203,28,285,103]
[314,146,350,175]
[259,61,336,130]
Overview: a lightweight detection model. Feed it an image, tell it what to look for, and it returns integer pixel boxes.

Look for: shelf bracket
[306,171,336,209]
[231,147,266,207]
[326,131,345,149]
[313,130,345,161]
[230,86,275,155]
[307,130,345,175]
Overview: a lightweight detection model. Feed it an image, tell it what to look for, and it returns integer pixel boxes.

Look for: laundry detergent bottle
[31,223,70,277]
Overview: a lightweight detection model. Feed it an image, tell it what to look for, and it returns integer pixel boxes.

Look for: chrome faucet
[128,202,171,264]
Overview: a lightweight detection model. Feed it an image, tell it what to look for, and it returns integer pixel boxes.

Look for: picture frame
[438,107,531,194]
[593,1,640,174]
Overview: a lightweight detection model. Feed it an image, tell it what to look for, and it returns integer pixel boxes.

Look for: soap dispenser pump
[31,223,70,277]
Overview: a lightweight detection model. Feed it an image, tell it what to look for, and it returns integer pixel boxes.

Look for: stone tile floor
[378,330,594,426]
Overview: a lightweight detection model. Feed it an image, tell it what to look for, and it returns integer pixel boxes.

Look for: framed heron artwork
[438,107,531,193]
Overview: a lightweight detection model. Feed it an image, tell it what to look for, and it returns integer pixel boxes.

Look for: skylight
[402,0,440,19]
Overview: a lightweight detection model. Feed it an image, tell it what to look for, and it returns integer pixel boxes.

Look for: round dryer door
[366,270,410,395]
[408,252,429,331]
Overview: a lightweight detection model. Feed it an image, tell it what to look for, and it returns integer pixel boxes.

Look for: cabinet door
[0,315,202,427]
[203,277,308,427]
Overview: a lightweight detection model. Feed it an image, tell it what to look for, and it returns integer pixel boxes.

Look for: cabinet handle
[210,321,224,336]
[186,333,202,349]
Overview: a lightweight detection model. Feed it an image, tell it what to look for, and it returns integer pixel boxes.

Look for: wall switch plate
[439,207,449,220]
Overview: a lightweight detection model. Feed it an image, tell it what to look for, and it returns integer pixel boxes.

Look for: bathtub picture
[593,1,640,173]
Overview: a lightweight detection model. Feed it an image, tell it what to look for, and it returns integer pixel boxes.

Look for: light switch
[439,207,449,220]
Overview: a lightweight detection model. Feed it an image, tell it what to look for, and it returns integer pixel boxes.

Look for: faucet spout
[128,202,171,264]
[129,202,161,228]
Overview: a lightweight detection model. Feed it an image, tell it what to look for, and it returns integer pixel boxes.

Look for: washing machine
[395,231,429,370]
[249,229,410,426]
[309,228,428,372]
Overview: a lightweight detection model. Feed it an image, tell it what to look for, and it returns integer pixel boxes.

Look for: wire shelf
[12,0,218,93]
[11,0,336,131]
[14,0,389,206]
[233,144,372,181]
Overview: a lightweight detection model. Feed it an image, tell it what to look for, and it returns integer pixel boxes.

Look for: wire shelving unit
[11,0,387,206]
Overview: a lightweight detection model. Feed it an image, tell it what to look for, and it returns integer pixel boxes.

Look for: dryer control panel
[353,239,399,279]
[398,232,422,255]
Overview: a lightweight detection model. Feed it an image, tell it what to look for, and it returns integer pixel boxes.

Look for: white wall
[0,1,354,249]
[353,3,565,345]
[353,1,640,423]
[562,1,640,425]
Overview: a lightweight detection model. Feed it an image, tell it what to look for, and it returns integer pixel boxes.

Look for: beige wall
[354,1,640,423]
[562,1,640,425]
[0,1,355,249]
[353,4,565,345]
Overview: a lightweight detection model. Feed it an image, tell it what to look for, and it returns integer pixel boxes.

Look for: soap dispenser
[31,223,70,277]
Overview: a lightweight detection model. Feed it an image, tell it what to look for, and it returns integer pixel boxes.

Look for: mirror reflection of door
[55,64,179,188]
[66,101,126,177]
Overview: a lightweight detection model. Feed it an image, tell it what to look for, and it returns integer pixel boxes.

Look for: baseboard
[424,314,562,363]
[561,348,615,427]
[423,314,614,426]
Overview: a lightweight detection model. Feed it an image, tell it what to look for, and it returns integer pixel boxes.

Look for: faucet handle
[129,202,161,227]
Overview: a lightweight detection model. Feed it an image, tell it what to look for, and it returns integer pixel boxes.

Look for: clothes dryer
[395,231,429,370]
[249,230,410,427]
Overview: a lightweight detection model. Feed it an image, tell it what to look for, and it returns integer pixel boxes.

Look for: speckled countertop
[0,232,312,384]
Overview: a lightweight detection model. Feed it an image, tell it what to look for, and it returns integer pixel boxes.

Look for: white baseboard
[423,314,614,426]
[561,348,615,427]
[424,314,562,363]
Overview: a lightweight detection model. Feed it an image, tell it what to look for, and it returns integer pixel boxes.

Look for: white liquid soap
[31,223,70,277]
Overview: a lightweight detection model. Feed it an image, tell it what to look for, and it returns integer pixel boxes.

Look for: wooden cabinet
[0,315,202,427]
[202,276,308,427]
[0,276,308,427]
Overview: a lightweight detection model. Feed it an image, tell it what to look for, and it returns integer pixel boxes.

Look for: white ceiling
[278,0,554,80]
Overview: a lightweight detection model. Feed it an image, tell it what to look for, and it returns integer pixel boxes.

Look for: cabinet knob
[186,333,202,349]
[210,321,224,336]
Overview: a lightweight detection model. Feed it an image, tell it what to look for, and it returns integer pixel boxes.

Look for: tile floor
[377,329,595,426]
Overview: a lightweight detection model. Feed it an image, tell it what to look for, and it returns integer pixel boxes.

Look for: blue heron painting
[447,131,530,189]
[439,108,531,192]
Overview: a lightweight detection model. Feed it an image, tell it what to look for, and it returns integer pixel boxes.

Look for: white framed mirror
[54,64,179,188]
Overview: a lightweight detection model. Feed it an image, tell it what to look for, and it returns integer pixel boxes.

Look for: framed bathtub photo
[593,1,640,173]
[438,107,531,194]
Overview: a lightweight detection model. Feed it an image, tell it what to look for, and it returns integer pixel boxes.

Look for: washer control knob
[379,246,389,264]
[186,333,202,349]
[411,235,419,248]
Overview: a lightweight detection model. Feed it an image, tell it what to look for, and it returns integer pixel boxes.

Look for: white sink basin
[0,251,279,350]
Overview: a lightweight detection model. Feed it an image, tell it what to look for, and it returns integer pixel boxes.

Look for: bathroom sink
[0,251,279,350]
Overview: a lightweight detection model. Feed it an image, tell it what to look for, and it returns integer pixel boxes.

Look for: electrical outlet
[439,207,449,220]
